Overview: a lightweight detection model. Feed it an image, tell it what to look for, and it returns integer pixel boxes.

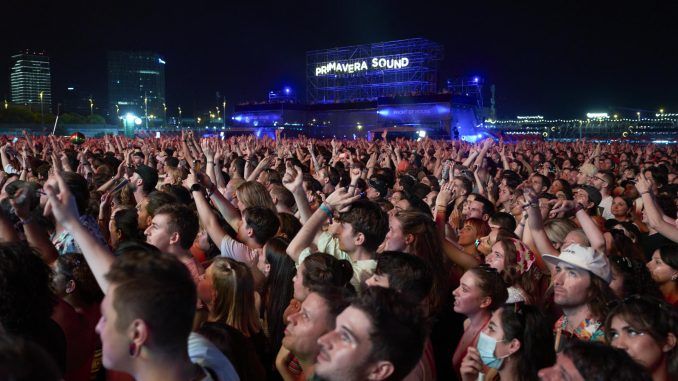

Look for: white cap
[542,244,611,284]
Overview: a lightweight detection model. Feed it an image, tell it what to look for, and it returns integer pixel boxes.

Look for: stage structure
[306,38,443,104]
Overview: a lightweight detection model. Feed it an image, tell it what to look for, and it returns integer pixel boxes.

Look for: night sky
[2,0,677,119]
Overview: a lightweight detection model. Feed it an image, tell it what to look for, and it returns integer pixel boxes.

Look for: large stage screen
[306,38,443,104]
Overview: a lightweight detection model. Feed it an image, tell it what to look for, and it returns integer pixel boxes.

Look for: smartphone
[12,137,19,143]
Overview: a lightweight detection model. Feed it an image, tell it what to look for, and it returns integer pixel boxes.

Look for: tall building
[10,51,52,112]
[107,51,166,126]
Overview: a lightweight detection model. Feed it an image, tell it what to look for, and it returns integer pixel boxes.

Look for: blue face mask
[477,331,507,369]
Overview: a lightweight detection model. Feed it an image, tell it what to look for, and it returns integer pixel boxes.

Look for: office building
[10,51,52,112]
[107,51,166,126]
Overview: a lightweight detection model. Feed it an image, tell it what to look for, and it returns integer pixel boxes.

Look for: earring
[128,342,136,357]
[672,273,678,281]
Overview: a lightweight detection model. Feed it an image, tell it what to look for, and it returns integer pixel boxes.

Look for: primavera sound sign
[315,56,410,76]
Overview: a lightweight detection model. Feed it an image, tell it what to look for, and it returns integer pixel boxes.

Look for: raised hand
[43,171,80,229]
[201,140,214,162]
[325,187,361,213]
[282,165,303,193]
[634,173,652,195]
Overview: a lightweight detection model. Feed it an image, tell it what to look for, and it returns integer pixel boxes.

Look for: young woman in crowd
[197,257,269,373]
[258,236,296,369]
[606,295,677,381]
[647,246,678,306]
[460,303,556,381]
[451,265,508,377]
[484,238,545,305]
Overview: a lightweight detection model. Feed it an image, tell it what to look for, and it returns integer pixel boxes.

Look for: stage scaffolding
[306,38,443,104]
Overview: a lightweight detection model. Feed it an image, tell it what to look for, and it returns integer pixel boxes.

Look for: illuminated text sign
[315,57,410,76]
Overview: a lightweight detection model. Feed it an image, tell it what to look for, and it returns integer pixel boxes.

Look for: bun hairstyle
[302,253,354,292]
[468,264,508,311]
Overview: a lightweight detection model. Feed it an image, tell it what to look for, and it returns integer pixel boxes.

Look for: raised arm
[44,171,115,293]
[523,188,554,272]
[283,165,312,223]
[434,182,480,270]
[187,173,228,247]
[286,187,360,263]
[636,174,678,242]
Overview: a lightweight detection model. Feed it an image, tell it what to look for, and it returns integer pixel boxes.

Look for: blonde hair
[164,166,184,185]
[236,181,277,213]
[208,257,261,337]
[543,218,577,246]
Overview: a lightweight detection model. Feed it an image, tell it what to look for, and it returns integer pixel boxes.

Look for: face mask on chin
[477,331,510,369]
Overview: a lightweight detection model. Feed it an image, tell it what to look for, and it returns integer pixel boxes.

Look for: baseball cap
[134,164,159,190]
[576,185,602,206]
[368,177,388,198]
[542,244,611,283]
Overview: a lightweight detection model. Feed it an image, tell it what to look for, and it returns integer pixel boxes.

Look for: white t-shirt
[297,231,376,292]
[599,195,614,220]
[220,234,255,263]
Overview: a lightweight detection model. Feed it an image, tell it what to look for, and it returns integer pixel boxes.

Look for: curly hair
[0,243,57,334]
[56,253,104,306]
[609,255,662,299]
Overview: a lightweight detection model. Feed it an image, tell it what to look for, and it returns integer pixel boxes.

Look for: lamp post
[39,91,44,127]
[89,96,94,116]
[115,104,120,119]
[178,106,182,127]
[144,94,148,129]
[163,102,167,128]
[222,99,226,129]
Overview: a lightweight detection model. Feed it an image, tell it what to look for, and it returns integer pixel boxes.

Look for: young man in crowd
[277,287,352,380]
[144,203,204,283]
[287,188,389,290]
[313,286,427,381]
[543,244,617,351]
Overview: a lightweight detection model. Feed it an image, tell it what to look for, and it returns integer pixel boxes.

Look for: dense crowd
[0,129,676,381]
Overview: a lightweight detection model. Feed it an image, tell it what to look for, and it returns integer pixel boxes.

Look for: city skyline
[1,1,677,119]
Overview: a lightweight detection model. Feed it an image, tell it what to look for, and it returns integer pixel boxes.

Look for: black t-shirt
[197,322,267,381]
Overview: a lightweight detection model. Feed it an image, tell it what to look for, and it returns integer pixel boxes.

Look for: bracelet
[348,184,356,188]
[207,161,214,164]
[640,191,650,195]
[319,203,334,220]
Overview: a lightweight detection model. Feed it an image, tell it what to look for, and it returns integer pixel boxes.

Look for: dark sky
[2,0,677,118]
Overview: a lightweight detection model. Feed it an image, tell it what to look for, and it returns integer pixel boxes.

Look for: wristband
[639,191,650,195]
[206,184,216,198]
[319,203,334,220]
